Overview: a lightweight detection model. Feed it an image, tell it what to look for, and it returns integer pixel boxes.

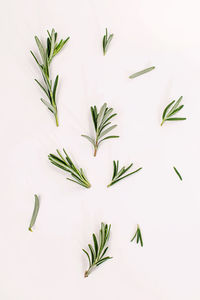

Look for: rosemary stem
[55,113,59,127]
[160,120,164,126]
[94,143,98,156]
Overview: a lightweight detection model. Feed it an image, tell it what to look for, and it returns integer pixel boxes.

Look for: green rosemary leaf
[34,79,49,97]
[166,117,186,121]
[52,75,59,102]
[129,66,155,79]
[82,103,119,156]
[99,125,117,139]
[40,98,56,114]
[97,103,107,128]
[49,28,55,61]
[83,223,112,277]
[88,244,95,264]
[173,166,183,181]
[30,51,42,68]
[161,96,186,126]
[107,162,142,187]
[81,135,95,146]
[29,195,40,232]
[168,105,184,117]
[35,36,46,64]
[93,234,99,256]
[112,161,117,179]
[66,178,87,188]
[96,257,112,266]
[168,96,183,114]
[162,100,175,120]
[138,231,143,247]
[99,246,108,260]
[82,249,91,267]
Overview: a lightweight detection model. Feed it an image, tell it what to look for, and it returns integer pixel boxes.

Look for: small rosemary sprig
[48,149,91,188]
[29,194,40,232]
[161,96,186,126]
[131,225,143,247]
[129,66,155,79]
[103,28,114,55]
[82,103,119,157]
[31,28,70,126]
[173,166,182,181]
[83,222,112,277]
[107,160,142,187]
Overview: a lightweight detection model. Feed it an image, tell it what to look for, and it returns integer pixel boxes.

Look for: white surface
[1,0,200,299]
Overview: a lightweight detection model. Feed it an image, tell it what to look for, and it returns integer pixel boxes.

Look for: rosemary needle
[29,194,40,232]
[173,166,182,181]
[129,66,155,79]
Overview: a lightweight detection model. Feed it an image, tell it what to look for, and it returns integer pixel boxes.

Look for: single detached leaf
[173,166,182,181]
[29,195,40,231]
[129,66,155,79]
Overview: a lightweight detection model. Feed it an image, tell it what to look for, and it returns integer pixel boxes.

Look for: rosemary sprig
[29,194,40,232]
[82,103,119,157]
[131,225,143,247]
[129,66,155,79]
[161,96,186,126]
[173,166,182,181]
[83,222,112,277]
[31,28,70,126]
[103,28,114,55]
[48,149,91,188]
[107,160,142,187]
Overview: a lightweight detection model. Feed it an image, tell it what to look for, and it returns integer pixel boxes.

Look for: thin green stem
[55,112,59,127]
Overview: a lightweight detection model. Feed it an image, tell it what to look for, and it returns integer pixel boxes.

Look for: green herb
[48,149,91,188]
[107,160,142,187]
[161,96,186,126]
[83,222,112,277]
[82,103,119,157]
[131,225,143,247]
[103,28,114,55]
[173,166,182,181]
[29,194,40,232]
[31,28,70,126]
[129,66,155,79]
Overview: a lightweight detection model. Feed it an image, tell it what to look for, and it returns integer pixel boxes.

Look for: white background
[1,0,200,299]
